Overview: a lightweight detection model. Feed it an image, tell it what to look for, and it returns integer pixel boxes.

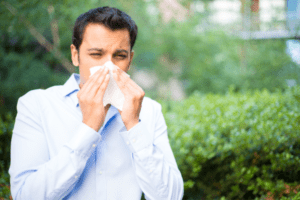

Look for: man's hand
[113,68,145,130]
[77,67,110,132]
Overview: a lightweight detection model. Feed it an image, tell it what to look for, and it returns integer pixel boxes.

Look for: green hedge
[2,87,300,199]
[0,112,13,199]
[163,86,300,199]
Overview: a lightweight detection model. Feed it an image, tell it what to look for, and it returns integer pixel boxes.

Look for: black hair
[72,7,138,51]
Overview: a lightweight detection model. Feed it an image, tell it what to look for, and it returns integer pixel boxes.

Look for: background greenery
[1,0,300,199]
[162,86,300,199]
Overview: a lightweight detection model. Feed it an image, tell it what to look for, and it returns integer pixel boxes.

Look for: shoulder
[18,89,43,105]
[140,97,168,138]
[140,96,163,122]
[17,85,64,107]
[142,96,162,112]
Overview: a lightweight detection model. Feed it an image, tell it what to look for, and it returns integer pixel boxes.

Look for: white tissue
[89,61,129,111]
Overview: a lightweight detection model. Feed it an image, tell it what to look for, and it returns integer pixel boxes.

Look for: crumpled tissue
[89,61,129,111]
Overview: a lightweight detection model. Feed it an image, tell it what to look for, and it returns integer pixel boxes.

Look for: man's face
[70,23,134,85]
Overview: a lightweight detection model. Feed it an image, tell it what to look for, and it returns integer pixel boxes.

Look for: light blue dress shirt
[9,73,184,200]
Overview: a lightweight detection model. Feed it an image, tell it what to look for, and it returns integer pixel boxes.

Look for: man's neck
[105,104,111,113]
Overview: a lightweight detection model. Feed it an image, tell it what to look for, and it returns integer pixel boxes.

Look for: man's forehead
[82,24,130,44]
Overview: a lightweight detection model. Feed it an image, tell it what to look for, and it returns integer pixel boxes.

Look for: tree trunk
[251,0,260,31]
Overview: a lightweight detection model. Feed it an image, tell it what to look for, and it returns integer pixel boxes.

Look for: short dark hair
[72,7,138,51]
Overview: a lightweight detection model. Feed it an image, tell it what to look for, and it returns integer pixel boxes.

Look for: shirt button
[149,169,153,173]
[99,171,102,175]
[126,141,130,145]
[92,144,96,148]
[132,139,136,143]
[75,176,78,179]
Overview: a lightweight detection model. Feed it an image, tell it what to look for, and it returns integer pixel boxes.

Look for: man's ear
[128,50,134,71]
[70,44,79,67]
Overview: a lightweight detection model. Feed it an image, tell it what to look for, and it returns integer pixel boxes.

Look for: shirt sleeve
[118,102,184,200]
[9,92,101,200]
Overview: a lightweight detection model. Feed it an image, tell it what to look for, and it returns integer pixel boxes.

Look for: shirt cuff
[119,120,152,153]
[64,123,102,158]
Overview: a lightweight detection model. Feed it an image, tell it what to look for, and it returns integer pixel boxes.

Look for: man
[9,7,184,200]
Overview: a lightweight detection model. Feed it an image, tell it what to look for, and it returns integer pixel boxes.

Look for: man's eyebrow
[88,48,103,51]
[115,49,129,54]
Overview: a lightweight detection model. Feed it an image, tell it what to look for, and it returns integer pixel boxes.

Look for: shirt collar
[62,73,80,107]
[103,105,119,126]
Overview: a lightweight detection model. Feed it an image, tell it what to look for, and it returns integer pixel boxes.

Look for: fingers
[112,68,129,90]
[79,68,103,92]
[95,74,110,101]
[113,68,144,95]
[78,67,109,99]
[119,69,143,93]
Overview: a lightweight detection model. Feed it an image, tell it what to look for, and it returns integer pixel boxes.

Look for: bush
[0,112,13,199]
[163,86,300,199]
[0,34,70,116]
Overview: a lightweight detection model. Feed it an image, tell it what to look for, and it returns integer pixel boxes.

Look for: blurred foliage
[161,86,300,199]
[0,35,70,116]
[151,17,300,96]
[0,113,13,199]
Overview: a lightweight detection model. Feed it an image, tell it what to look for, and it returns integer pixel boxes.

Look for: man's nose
[101,55,115,66]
